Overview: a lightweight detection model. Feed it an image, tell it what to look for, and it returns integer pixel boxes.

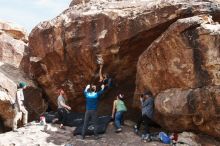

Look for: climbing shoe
[143,134,151,142]
[133,125,139,134]
[115,128,122,133]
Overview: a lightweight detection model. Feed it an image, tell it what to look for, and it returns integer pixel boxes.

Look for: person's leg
[143,115,152,135]
[61,109,68,125]
[136,114,143,130]
[82,110,91,139]
[57,108,63,122]
[120,112,124,126]
[12,109,20,131]
[115,111,122,130]
[91,110,98,137]
[20,107,28,125]
[150,120,161,129]
[57,108,65,128]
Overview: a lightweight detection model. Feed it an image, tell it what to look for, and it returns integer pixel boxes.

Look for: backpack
[159,132,171,144]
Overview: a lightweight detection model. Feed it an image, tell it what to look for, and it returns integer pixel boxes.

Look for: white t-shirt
[57,95,65,109]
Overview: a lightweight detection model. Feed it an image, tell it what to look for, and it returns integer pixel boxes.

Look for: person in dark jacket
[81,84,105,139]
[134,91,155,138]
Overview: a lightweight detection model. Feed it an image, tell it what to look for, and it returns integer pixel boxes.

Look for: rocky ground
[0,121,219,146]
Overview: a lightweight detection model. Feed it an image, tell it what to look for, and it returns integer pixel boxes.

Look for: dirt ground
[0,121,219,146]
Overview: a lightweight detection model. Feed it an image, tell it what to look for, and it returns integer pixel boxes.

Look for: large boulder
[0,22,47,131]
[136,15,220,95]
[155,87,220,137]
[0,32,27,68]
[29,0,220,113]
[136,15,220,137]
[0,21,28,43]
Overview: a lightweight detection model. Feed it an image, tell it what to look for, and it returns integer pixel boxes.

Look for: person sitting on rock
[111,94,127,133]
[133,91,155,139]
[57,89,71,129]
[12,82,28,132]
[82,84,105,140]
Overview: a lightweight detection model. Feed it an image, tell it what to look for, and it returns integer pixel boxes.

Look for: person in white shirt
[12,82,28,132]
[57,89,71,129]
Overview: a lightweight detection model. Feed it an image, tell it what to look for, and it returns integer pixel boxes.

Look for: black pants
[57,108,68,124]
[82,110,98,137]
[136,114,153,134]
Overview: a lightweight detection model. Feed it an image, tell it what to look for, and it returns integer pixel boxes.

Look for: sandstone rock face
[0,22,47,131]
[0,21,28,43]
[69,0,90,6]
[136,15,220,137]
[0,32,27,68]
[155,87,220,137]
[136,15,220,95]
[29,0,220,137]
[29,0,220,111]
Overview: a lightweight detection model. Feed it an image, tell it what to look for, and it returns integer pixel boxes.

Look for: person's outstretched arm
[140,96,144,107]
[59,99,71,110]
[84,84,90,96]
[111,100,116,118]
[97,84,105,97]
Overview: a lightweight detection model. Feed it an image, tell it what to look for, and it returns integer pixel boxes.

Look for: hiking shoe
[143,134,151,142]
[115,128,122,133]
[59,125,66,130]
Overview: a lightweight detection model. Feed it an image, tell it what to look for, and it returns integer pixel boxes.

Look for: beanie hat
[19,82,27,88]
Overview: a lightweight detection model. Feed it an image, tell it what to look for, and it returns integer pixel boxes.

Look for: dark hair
[144,91,153,97]
[58,89,65,94]
[90,85,96,92]
[117,94,124,100]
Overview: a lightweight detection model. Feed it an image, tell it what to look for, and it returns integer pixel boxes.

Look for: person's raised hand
[140,96,143,102]
[101,84,105,90]
[86,84,90,89]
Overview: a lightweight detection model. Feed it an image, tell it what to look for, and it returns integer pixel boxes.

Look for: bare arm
[111,100,116,118]
[84,84,90,96]
[59,96,71,110]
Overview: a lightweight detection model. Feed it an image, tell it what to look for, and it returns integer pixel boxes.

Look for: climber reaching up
[96,54,104,82]
[82,84,105,140]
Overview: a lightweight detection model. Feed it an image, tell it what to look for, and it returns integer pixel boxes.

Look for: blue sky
[0,0,71,32]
